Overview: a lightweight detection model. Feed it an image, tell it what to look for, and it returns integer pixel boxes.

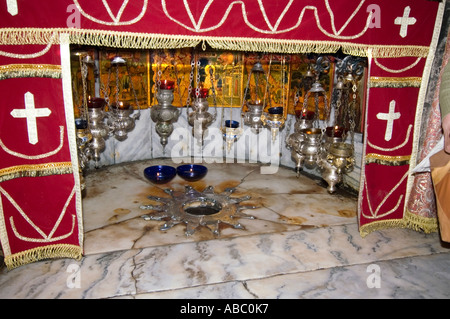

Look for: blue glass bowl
[75,118,88,129]
[225,120,239,128]
[177,164,208,182]
[268,107,284,115]
[144,165,176,184]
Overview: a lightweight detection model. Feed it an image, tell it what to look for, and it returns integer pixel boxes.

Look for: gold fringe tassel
[403,209,438,234]
[370,76,423,88]
[365,153,411,166]
[359,218,407,237]
[0,64,61,80]
[0,28,430,58]
[208,38,429,57]
[4,244,82,270]
[360,211,438,237]
[0,162,73,183]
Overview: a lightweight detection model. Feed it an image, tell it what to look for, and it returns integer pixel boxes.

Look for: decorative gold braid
[360,211,439,237]
[0,64,61,80]
[365,153,411,166]
[369,76,422,88]
[0,162,73,183]
[0,28,431,57]
[4,244,82,270]
[403,209,438,234]
[359,218,407,237]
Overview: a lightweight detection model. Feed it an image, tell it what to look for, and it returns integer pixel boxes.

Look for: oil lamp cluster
[74,52,140,170]
[287,55,363,193]
[73,48,364,195]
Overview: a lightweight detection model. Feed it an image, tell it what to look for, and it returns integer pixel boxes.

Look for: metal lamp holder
[241,58,271,134]
[150,52,181,152]
[187,54,217,144]
[102,56,141,142]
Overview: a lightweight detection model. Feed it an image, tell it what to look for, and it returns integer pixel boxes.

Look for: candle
[326,125,345,138]
[192,88,209,98]
[159,80,175,90]
[117,101,130,110]
[87,97,106,109]
[295,110,315,120]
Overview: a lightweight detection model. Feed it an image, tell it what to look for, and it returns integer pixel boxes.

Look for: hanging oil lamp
[262,55,287,141]
[72,50,96,168]
[187,57,217,143]
[222,119,243,153]
[74,117,92,191]
[287,80,314,174]
[242,60,270,134]
[263,106,285,141]
[104,56,140,141]
[87,97,109,163]
[294,57,330,170]
[151,79,180,150]
[75,118,92,170]
[188,87,216,142]
[316,56,364,193]
[219,65,243,152]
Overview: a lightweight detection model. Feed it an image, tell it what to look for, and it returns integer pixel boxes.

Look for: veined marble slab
[0,224,448,299]
[82,160,357,255]
[128,252,450,299]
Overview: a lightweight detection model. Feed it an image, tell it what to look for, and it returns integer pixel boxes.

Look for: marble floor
[0,158,450,300]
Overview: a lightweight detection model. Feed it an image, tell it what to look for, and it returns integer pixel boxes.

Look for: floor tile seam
[82,221,359,258]
[141,250,450,296]
[86,241,450,298]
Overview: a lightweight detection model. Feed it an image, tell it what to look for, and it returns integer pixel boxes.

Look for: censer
[187,56,217,143]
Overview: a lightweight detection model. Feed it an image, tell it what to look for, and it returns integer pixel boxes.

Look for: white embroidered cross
[10,92,51,145]
[394,6,416,38]
[6,0,18,16]
[376,100,401,142]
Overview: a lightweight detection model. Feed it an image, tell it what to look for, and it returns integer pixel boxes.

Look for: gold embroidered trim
[4,244,82,270]
[0,126,65,160]
[403,209,438,234]
[360,211,439,238]
[0,162,73,182]
[365,153,411,166]
[369,76,422,88]
[208,38,430,58]
[359,218,406,237]
[0,28,431,58]
[0,64,62,80]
